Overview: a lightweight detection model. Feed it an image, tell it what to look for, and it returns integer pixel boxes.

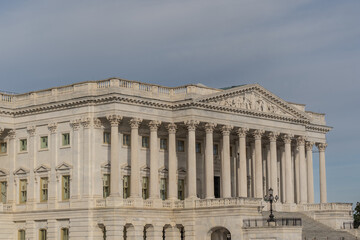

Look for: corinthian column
[106,115,122,197]
[48,123,58,205]
[167,123,177,200]
[237,128,248,198]
[26,126,36,206]
[184,120,199,199]
[317,143,327,203]
[221,125,233,198]
[205,123,216,199]
[149,120,161,199]
[70,119,81,199]
[7,130,16,205]
[282,134,294,203]
[297,136,307,204]
[306,141,315,203]
[268,132,279,197]
[130,118,142,199]
[253,130,264,198]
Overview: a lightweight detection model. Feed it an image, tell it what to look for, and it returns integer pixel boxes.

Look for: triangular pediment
[0,168,9,177]
[140,165,150,173]
[101,162,111,169]
[196,84,309,122]
[56,162,73,171]
[158,167,168,174]
[34,164,50,173]
[14,167,29,175]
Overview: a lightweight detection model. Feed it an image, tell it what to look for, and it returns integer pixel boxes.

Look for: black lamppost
[264,188,278,222]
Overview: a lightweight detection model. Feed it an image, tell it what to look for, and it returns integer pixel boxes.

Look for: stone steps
[262,211,357,240]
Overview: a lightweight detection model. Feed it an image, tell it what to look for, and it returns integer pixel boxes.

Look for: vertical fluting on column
[306,141,315,203]
[317,143,328,203]
[221,125,233,198]
[167,123,177,200]
[253,129,265,198]
[70,119,81,199]
[130,118,142,199]
[250,142,256,197]
[7,130,16,204]
[280,146,286,203]
[282,134,294,203]
[184,120,199,199]
[26,126,36,205]
[237,127,249,198]
[106,115,122,197]
[297,136,307,204]
[149,120,161,199]
[268,132,279,197]
[294,145,300,203]
[48,123,58,204]
[204,123,216,199]
[81,117,92,198]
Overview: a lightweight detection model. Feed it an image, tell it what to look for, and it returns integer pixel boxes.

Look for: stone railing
[301,203,353,211]
[243,218,302,228]
[195,197,262,208]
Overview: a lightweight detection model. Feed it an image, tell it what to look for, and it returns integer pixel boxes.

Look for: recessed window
[62,133,70,146]
[0,142,7,154]
[230,146,233,157]
[19,179,27,203]
[160,178,167,200]
[142,136,149,148]
[40,177,48,202]
[39,229,47,240]
[177,140,185,152]
[123,134,130,146]
[160,138,167,150]
[123,175,130,199]
[178,179,185,200]
[18,230,25,240]
[20,139,27,152]
[213,144,219,155]
[62,175,70,200]
[40,136,48,149]
[196,142,201,153]
[61,228,69,240]
[103,132,111,144]
[0,181,7,204]
[142,177,149,199]
[103,174,110,198]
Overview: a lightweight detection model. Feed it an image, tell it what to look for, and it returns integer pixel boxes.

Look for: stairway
[262,211,357,240]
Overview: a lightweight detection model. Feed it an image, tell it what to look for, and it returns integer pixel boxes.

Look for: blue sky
[0,0,359,206]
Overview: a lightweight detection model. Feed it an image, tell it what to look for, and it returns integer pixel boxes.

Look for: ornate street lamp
[264,188,279,222]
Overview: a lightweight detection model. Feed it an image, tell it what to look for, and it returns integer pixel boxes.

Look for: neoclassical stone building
[0,78,356,240]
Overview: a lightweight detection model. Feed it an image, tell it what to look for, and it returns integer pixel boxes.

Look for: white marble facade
[0,78,353,240]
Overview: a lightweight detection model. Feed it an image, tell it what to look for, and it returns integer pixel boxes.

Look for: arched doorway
[210,227,231,240]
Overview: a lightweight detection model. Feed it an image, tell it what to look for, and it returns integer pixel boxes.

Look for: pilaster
[184,120,199,199]
[149,120,161,200]
[167,123,178,200]
[129,118,142,199]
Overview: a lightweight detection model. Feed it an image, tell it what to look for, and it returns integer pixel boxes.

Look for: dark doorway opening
[214,176,221,198]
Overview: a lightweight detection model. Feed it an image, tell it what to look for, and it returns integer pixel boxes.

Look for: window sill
[60,145,71,149]
[39,148,49,152]
[18,151,28,155]
[101,144,110,147]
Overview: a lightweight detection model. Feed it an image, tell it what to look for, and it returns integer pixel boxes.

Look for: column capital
[184,120,199,131]
[80,117,92,128]
[253,129,265,140]
[129,118,142,129]
[296,136,306,146]
[149,120,161,131]
[221,125,233,136]
[282,134,294,144]
[7,129,16,139]
[70,119,81,131]
[166,123,177,134]
[93,118,103,129]
[268,132,279,142]
[305,141,315,151]
[27,126,36,136]
[48,123,58,134]
[237,127,249,138]
[106,114,122,127]
[316,143,327,152]
[204,123,217,133]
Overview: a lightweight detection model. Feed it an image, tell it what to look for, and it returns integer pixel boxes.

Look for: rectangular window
[196,142,201,153]
[19,179,27,203]
[20,139,27,152]
[123,175,130,199]
[160,138,167,150]
[142,136,149,148]
[123,134,130,146]
[18,230,25,240]
[0,142,7,154]
[40,177,48,202]
[160,178,167,200]
[39,229,47,240]
[40,136,48,149]
[62,133,70,146]
[103,174,110,198]
[142,177,149,199]
[177,140,185,152]
[178,179,184,200]
[0,181,7,203]
[62,175,70,200]
[213,144,219,155]
[103,132,111,144]
[61,228,69,240]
